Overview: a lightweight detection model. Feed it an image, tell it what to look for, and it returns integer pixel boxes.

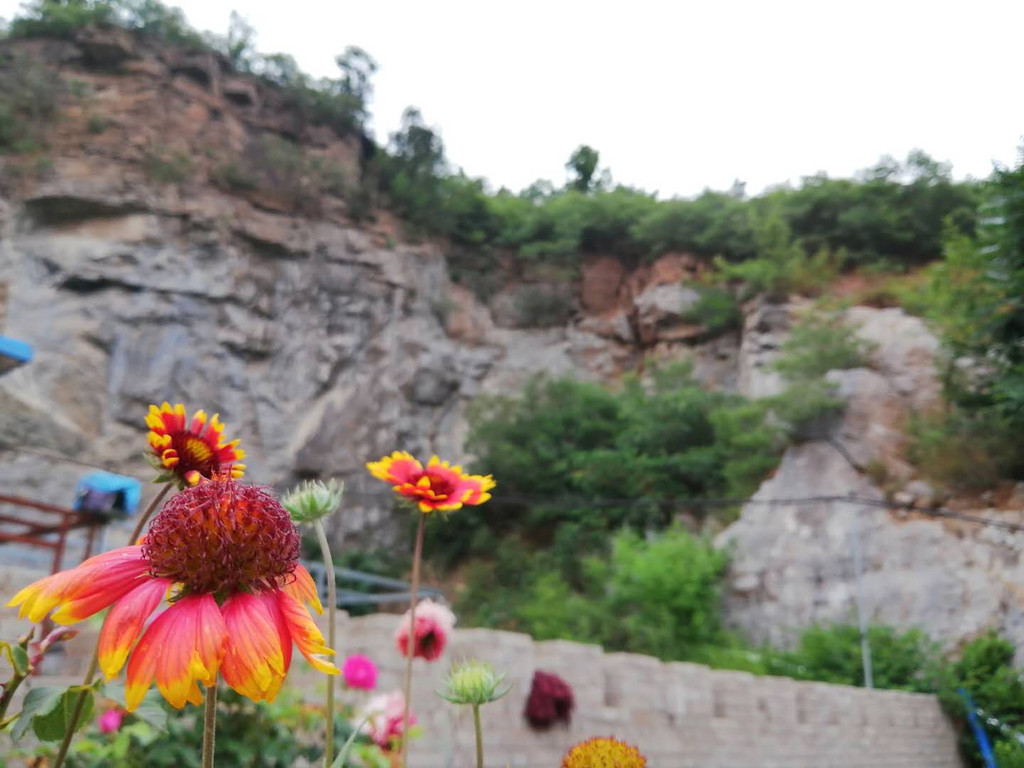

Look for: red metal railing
[0,494,103,573]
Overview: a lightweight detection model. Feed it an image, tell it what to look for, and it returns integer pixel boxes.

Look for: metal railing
[302,560,445,608]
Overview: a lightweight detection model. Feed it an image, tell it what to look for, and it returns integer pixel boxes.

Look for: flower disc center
[143,480,300,595]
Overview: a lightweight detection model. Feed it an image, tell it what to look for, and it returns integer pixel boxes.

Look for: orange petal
[98,578,171,679]
[125,594,227,710]
[274,590,339,675]
[366,451,422,485]
[282,565,323,615]
[220,592,290,703]
[8,546,149,624]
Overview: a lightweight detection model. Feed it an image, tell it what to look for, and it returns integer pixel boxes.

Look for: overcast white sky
[3,0,1022,197]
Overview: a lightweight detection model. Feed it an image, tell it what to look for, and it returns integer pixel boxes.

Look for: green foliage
[9,0,118,39]
[908,148,1024,484]
[443,367,782,634]
[994,740,1024,768]
[11,685,94,742]
[938,632,1024,767]
[631,190,758,261]
[767,152,980,266]
[459,527,731,663]
[142,143,192,184]
[907,407,1023,492]
[565,145,601,193]
[682,286,741,334]
[763,624,941,692]
[86,113,109,134]
[56,688,378,768]
[774,312,874,381]
[0,54,63,153]
[714,208,840,299]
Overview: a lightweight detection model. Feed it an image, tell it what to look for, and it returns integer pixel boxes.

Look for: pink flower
[360,691,415,752]
[342,654,378,690]
[394,599,455,662]
[97,708,123,734]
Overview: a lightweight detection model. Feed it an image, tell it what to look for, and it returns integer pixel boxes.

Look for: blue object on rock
[73,471,142,518]
[0,336,33,375]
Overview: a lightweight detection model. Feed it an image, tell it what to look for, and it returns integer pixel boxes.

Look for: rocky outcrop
[719,306,1024,655]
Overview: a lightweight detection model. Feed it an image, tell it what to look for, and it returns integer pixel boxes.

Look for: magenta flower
[97,708,123,734]
[342,653,378,691]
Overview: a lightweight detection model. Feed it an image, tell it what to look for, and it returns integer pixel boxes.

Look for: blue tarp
[73,471,142,518]
[0,336,33,375]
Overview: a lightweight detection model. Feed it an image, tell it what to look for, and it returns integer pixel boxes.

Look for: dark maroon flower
[524,670,574,730]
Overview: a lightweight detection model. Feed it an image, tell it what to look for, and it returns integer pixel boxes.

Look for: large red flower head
[524,670,575,730]
[146,402,246,487]
[7,479,338,711]
[366,452,494,514]
[394,598,455,661]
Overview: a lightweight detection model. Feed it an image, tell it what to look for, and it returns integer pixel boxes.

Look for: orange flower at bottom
[366,451,494,514]
[7,480,337,710]
[561,737,647,768]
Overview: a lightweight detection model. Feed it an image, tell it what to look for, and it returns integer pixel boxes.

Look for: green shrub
[938,632,1024,767]
[0,55,63,152]
[86,113,109,134]
[430,366,783,574]
[907,407,1023,492]
[713,209,840,299]
[764,624,941,692]
[458,526,732,663]
[682,285,741,335]
[143,144,193,184]
[774,312,874,381]
[9,0,118,39]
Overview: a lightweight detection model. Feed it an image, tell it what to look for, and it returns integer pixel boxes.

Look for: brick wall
[2,566,963,768]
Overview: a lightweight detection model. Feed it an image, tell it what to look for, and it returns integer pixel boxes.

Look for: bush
[681,286,741,334]
[938,632,1024,767]
[143,143,192,184]
[0,54,63,152]
[907,407,1023,492]
[714,209,840,299]
[431,365,783,576]
[773,312,874,381]
[764,624,941,692]
[458,527,732,663]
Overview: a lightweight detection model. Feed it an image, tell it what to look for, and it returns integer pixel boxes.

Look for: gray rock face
[720,304,1024,654]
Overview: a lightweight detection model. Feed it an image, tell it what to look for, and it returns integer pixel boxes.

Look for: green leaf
[330,714,370,768]
[132,697,169,731]
[11,685,65,741]
[10,644,29,676]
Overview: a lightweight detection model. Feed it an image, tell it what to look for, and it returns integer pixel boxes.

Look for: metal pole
[849,504,874,689]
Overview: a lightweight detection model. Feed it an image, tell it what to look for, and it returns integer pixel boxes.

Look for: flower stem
[51,483,172,768]
[0,670,26,723]
[473,705,484,768]
[313,518,338,768]
[201,684,218,768]
[400,513,426,768]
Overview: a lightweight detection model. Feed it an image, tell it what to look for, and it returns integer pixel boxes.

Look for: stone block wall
[1,565,963,768]
[310,614,963,768]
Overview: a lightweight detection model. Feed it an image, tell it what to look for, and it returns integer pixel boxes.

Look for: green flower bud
[282,479,344,523]
[438,659,510,707]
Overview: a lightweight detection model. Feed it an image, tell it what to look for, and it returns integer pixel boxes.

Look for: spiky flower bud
[438,659,510,707]
[282,479,344,523]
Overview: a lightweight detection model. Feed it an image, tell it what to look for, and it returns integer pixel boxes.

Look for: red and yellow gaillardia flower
[366,452,494,514]
[146,402,246,487]
[7,479,338,710]
[561,737,648,768]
